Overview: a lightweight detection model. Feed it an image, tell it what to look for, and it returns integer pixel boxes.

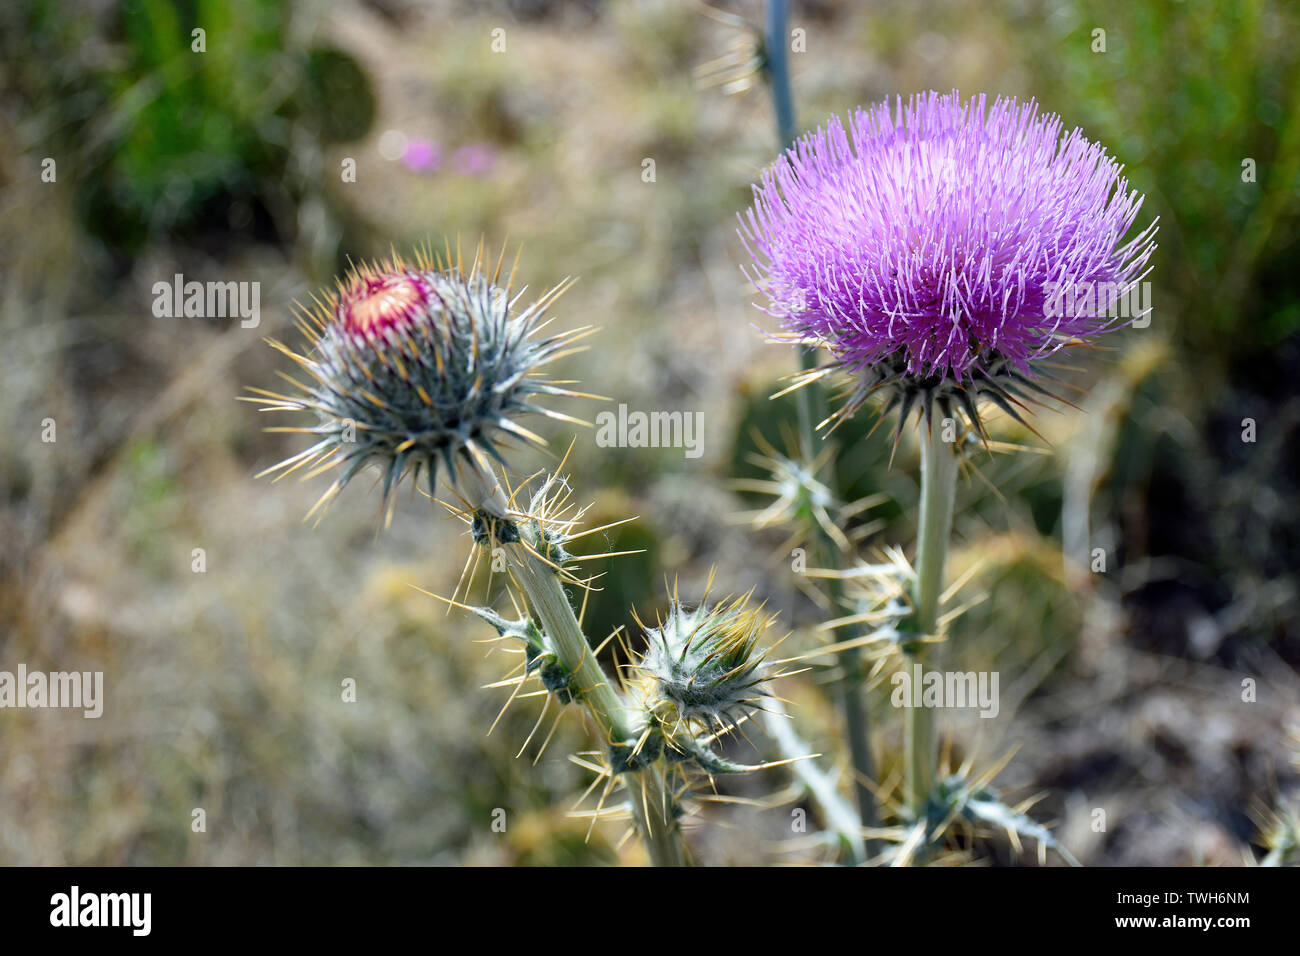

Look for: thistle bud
[250,246,584,520]
[637,593,780,732]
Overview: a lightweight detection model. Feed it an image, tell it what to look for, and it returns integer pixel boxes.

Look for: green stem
[904,423,959,814]
[620,763,685,868]
[457,456,686,867]
[505,531,630,737]
[764,0,878,858]
[829,583,880,849]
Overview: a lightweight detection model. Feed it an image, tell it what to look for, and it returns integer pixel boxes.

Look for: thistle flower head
[636,588,781,732]
[249,244,586,520]
[742,90,1158,433]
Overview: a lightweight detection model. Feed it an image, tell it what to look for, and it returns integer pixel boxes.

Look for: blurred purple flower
[401,138,442,173]
[452,143,498,177]
[741,91,1158,396]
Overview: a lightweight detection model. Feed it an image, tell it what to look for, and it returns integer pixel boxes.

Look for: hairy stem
[505,531,630,737]
[904,424,959,813]
[456,455,687,867]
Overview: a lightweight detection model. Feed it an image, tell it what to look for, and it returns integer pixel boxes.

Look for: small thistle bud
[250,245,585,520]
[637,591,781,731]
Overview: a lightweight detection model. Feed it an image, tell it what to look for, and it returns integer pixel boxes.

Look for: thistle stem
[456,456,687,867]
[763,0,878,858]
[822,564,879,847]
[765,0,797,151]
[506,534,630,738]
[510,544,685,866]
[904,423,959,814]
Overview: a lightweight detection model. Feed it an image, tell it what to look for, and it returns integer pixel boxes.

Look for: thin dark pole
[764,0,879,859]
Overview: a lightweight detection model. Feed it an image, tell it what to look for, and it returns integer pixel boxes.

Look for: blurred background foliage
[1,0,1297,865]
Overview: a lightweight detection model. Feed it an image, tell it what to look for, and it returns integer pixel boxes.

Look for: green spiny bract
[610,714,769,777]
[471,511,520,545]
[831,548,924,658]
[736,430,888,555]
[250,245,587,521]
[467,605,578,705]
[517,513,573,568]
[530,651,578,705]
[800,347,1068,453]
[926,773,1079,867]
[498,470,593,583]
[637,593,780,733]
[1257,800,1300,866]
[607,729,663,774]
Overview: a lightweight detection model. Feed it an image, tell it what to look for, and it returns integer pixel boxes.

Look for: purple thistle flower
[741,90,1158,434]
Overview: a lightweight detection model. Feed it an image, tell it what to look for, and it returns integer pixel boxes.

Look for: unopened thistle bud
[637,591,781,732]
[249,245,586,520]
